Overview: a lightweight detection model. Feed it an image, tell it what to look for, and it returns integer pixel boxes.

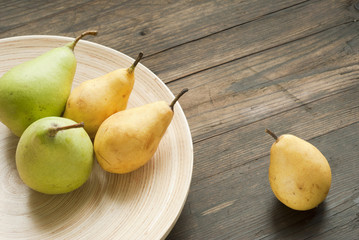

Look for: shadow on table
[268,197,328,239]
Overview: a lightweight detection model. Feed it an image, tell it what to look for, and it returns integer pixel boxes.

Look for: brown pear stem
[170,88,189,111]
[128,52,144,74]
[265,129,278,141]
[69,30,98,51]
[48,122,84,137]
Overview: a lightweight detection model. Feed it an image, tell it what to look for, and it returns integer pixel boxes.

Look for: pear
[0,30,97,137]
[94,88,188,174]
[265,129,332,211]
[16,117,94,194]
[63,52,143,139]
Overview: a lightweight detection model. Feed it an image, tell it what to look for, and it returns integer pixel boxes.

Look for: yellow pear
[63,52,143,139]
[265,129,331,211]
[94,88,188,174]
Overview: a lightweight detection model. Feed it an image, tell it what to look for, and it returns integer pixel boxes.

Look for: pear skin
[94,88,188,174]
[0,31,97,137]
[63,52,143,139]
[16,117,93,194]
[266,129,332,211]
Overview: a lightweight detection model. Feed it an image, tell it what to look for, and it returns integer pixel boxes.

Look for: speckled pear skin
[63,52,143,139]
[16,117,94,194]
[0,30,97,137]
[0,44,76,137]
[268,133,332,211]
[94,101,173,174]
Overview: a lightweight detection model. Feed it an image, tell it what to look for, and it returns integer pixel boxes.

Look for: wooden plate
[0,36,193,239]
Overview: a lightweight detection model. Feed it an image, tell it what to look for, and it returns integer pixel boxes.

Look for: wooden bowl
[0,35,193,239]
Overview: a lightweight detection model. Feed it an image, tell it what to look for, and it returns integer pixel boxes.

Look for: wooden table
[1,0,359,239]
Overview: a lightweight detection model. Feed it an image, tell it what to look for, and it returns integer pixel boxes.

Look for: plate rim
[0,34,193,239]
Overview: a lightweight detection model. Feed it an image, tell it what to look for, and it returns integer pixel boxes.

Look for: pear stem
[48,122,84,137]
[69,30,98,51]
[265,129,278,140]
[170,88,189,111]
[128,52,144,74]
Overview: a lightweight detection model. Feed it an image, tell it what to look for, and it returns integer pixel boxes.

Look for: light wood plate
[0,35,193,239]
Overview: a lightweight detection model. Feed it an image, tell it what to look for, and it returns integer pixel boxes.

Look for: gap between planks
[192,86,359,145]
[164,19,356,85]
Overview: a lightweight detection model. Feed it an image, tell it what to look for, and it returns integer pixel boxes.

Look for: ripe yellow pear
[63,52,143,139]
[266,129,331,211]
[94,88,188,174]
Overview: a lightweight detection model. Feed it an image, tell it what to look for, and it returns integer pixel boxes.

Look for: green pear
[16,117,94,194]
[265,129,332,211]
[63,52,143,139]
[0,30,97,137]
[94,88,188,174]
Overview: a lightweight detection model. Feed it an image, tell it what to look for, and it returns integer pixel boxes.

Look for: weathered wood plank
[168,21,359,143]
[146,0,356,82]
[0,0,94,33]
[191,84,359,184]
[0,0,311,57]
[168,94,359,239]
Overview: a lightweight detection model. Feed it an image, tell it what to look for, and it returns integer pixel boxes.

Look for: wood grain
[169,20,359,143]
[0,0,307,57]
[145,0,356,82]
[1,0,359,239]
